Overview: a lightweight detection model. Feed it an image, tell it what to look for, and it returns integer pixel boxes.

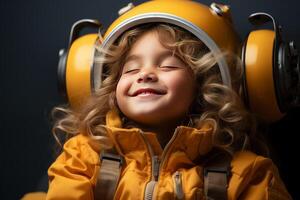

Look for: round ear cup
[57,19,102,108]
[243,29,284,122]
[65,34,99,108]
[243,13,300,122]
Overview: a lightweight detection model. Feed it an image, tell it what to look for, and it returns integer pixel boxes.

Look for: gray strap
[203,151,231,200]
[204,166,230,200]
[94,152,124,200]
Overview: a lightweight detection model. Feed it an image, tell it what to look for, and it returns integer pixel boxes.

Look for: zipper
[140,128,181,200]
[144,155,160,200]
[159,128,180,171]
[173,171,184,200]
[152,155,160,180]
[140,131,159,200]
[144,180,157,200]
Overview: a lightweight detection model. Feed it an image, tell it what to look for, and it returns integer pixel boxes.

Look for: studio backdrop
[0,0,299,199]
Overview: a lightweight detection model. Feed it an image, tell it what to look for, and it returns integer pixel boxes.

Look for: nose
[137,70,158,83]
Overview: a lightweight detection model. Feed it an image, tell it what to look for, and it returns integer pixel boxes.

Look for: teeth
[138,91,156,96]
[140,91,153,95]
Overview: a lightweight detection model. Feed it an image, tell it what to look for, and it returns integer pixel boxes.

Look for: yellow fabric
[46,110,292,200]
[21,192,46,200]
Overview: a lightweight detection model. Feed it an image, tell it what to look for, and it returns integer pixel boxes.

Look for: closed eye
[124,68,139,74]
[159,65,180,71]
[159,55,186,70]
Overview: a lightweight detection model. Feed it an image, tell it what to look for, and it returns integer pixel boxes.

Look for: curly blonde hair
[52,23,267,155]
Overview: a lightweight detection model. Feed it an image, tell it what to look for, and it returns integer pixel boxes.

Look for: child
[46,1,294,200]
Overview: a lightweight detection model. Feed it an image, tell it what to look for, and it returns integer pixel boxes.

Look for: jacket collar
[104,110,214,162]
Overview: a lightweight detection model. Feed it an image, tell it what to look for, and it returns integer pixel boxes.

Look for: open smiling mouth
[130,88,167,97]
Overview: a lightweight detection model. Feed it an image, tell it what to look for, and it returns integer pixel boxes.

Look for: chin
[129,114,161,125]
[130,113,184,127]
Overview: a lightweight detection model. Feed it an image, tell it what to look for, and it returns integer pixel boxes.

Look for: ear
[242,13,300,122]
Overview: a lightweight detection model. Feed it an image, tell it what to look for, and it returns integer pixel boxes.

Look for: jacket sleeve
[46,134,101,200]
[229,151,293,200]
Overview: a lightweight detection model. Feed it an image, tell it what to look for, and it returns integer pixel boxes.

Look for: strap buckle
[100,152,124,166]
[204,166,231,178]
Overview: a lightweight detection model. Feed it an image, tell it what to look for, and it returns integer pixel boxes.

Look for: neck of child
[135,120,182,148]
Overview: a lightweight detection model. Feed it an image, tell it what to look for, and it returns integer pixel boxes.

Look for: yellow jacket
[46,111,292,200]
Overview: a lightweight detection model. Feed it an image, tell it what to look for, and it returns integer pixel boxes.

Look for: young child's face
[116,30,196,126]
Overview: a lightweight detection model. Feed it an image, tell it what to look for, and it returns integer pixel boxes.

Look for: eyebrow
[124,50,177,64]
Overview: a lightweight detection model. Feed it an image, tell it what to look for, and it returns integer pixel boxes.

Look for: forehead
[131,30,168,49]
[125,30,175,59]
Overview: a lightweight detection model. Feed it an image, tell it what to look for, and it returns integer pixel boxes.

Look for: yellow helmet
[57,0,300,122]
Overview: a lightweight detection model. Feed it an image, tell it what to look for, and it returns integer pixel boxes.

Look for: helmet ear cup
[65,33,99,108]
[57,19,102,108]
[243,29,284,122]
[243,13,300,122]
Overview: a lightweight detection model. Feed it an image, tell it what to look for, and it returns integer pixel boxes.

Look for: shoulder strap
[94,150,124,200]
[203,150,232,200]
[94,148,231,200]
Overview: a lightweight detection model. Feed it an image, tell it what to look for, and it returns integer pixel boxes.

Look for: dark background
[1,0,299,199]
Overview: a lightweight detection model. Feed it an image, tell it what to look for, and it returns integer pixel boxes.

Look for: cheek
[116,79,125,104]
[167,73,195,98]
[116,77,131,106]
